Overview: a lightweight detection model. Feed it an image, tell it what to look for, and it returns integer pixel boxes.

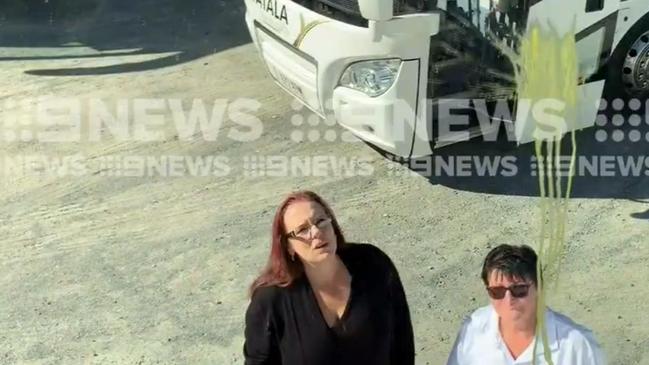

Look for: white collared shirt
[446,305,606,365]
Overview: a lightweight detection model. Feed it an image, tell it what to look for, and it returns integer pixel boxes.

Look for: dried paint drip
[511,24,580,365]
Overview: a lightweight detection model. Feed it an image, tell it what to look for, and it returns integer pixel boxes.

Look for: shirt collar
[487,306,560,362]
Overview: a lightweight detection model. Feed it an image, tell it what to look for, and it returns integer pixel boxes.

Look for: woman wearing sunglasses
[243,190,414,365]
[447,244,606,365]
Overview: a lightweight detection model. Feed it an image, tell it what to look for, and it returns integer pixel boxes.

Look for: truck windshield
[447,0,534,47]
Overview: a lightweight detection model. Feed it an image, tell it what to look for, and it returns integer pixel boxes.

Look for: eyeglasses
[286,217,332,240]
[486,284,531,299]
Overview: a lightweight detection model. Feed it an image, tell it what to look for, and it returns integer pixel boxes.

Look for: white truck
[244,0,649,158]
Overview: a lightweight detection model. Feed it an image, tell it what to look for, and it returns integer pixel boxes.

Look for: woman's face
[283,200,337,265]
[487,270,538,327]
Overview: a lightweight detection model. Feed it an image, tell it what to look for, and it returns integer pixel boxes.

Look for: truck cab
[244,0,649,158]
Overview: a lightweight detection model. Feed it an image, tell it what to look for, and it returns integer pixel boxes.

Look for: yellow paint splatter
[511,22,579,365]
[293,18,329,49]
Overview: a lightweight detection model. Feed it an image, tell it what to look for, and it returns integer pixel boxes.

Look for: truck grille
[317,0,361,15]
[290,0,367,27]
[292,0,406,28]
[316,0,402,16]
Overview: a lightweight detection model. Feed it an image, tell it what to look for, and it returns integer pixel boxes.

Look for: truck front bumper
[245,1,439,157]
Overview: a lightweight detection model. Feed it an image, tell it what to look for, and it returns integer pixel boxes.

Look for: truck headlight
[338,59,402,97]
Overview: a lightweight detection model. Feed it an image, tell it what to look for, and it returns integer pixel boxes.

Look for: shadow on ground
[0,0,250,75]
[630,208,649,220]
[381,109,649,202]
[629,198,649,221]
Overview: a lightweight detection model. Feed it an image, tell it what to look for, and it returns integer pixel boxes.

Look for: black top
[243,243,415,365]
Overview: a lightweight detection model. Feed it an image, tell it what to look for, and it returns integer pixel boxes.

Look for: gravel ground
[1,1,648,364]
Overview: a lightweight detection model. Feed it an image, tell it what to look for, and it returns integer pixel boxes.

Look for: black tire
[604,13,649,102]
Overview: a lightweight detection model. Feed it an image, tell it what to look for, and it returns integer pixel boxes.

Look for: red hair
[249,190,347,296]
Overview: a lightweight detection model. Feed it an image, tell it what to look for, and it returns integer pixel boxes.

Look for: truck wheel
[605,14,649,101]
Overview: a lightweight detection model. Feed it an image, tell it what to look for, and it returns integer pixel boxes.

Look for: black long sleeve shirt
[243,243,415,365]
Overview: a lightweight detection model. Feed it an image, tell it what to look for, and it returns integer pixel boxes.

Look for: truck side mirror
[357,0,394,21]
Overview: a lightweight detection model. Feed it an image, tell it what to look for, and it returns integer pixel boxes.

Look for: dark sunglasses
[486,284,531,299]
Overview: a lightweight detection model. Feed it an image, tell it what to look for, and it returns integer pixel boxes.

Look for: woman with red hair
[243,190,414,365]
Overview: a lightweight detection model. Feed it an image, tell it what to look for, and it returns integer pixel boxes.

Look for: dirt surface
[1,1,648,364]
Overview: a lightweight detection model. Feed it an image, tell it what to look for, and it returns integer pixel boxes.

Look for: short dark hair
[481,244,538,286]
